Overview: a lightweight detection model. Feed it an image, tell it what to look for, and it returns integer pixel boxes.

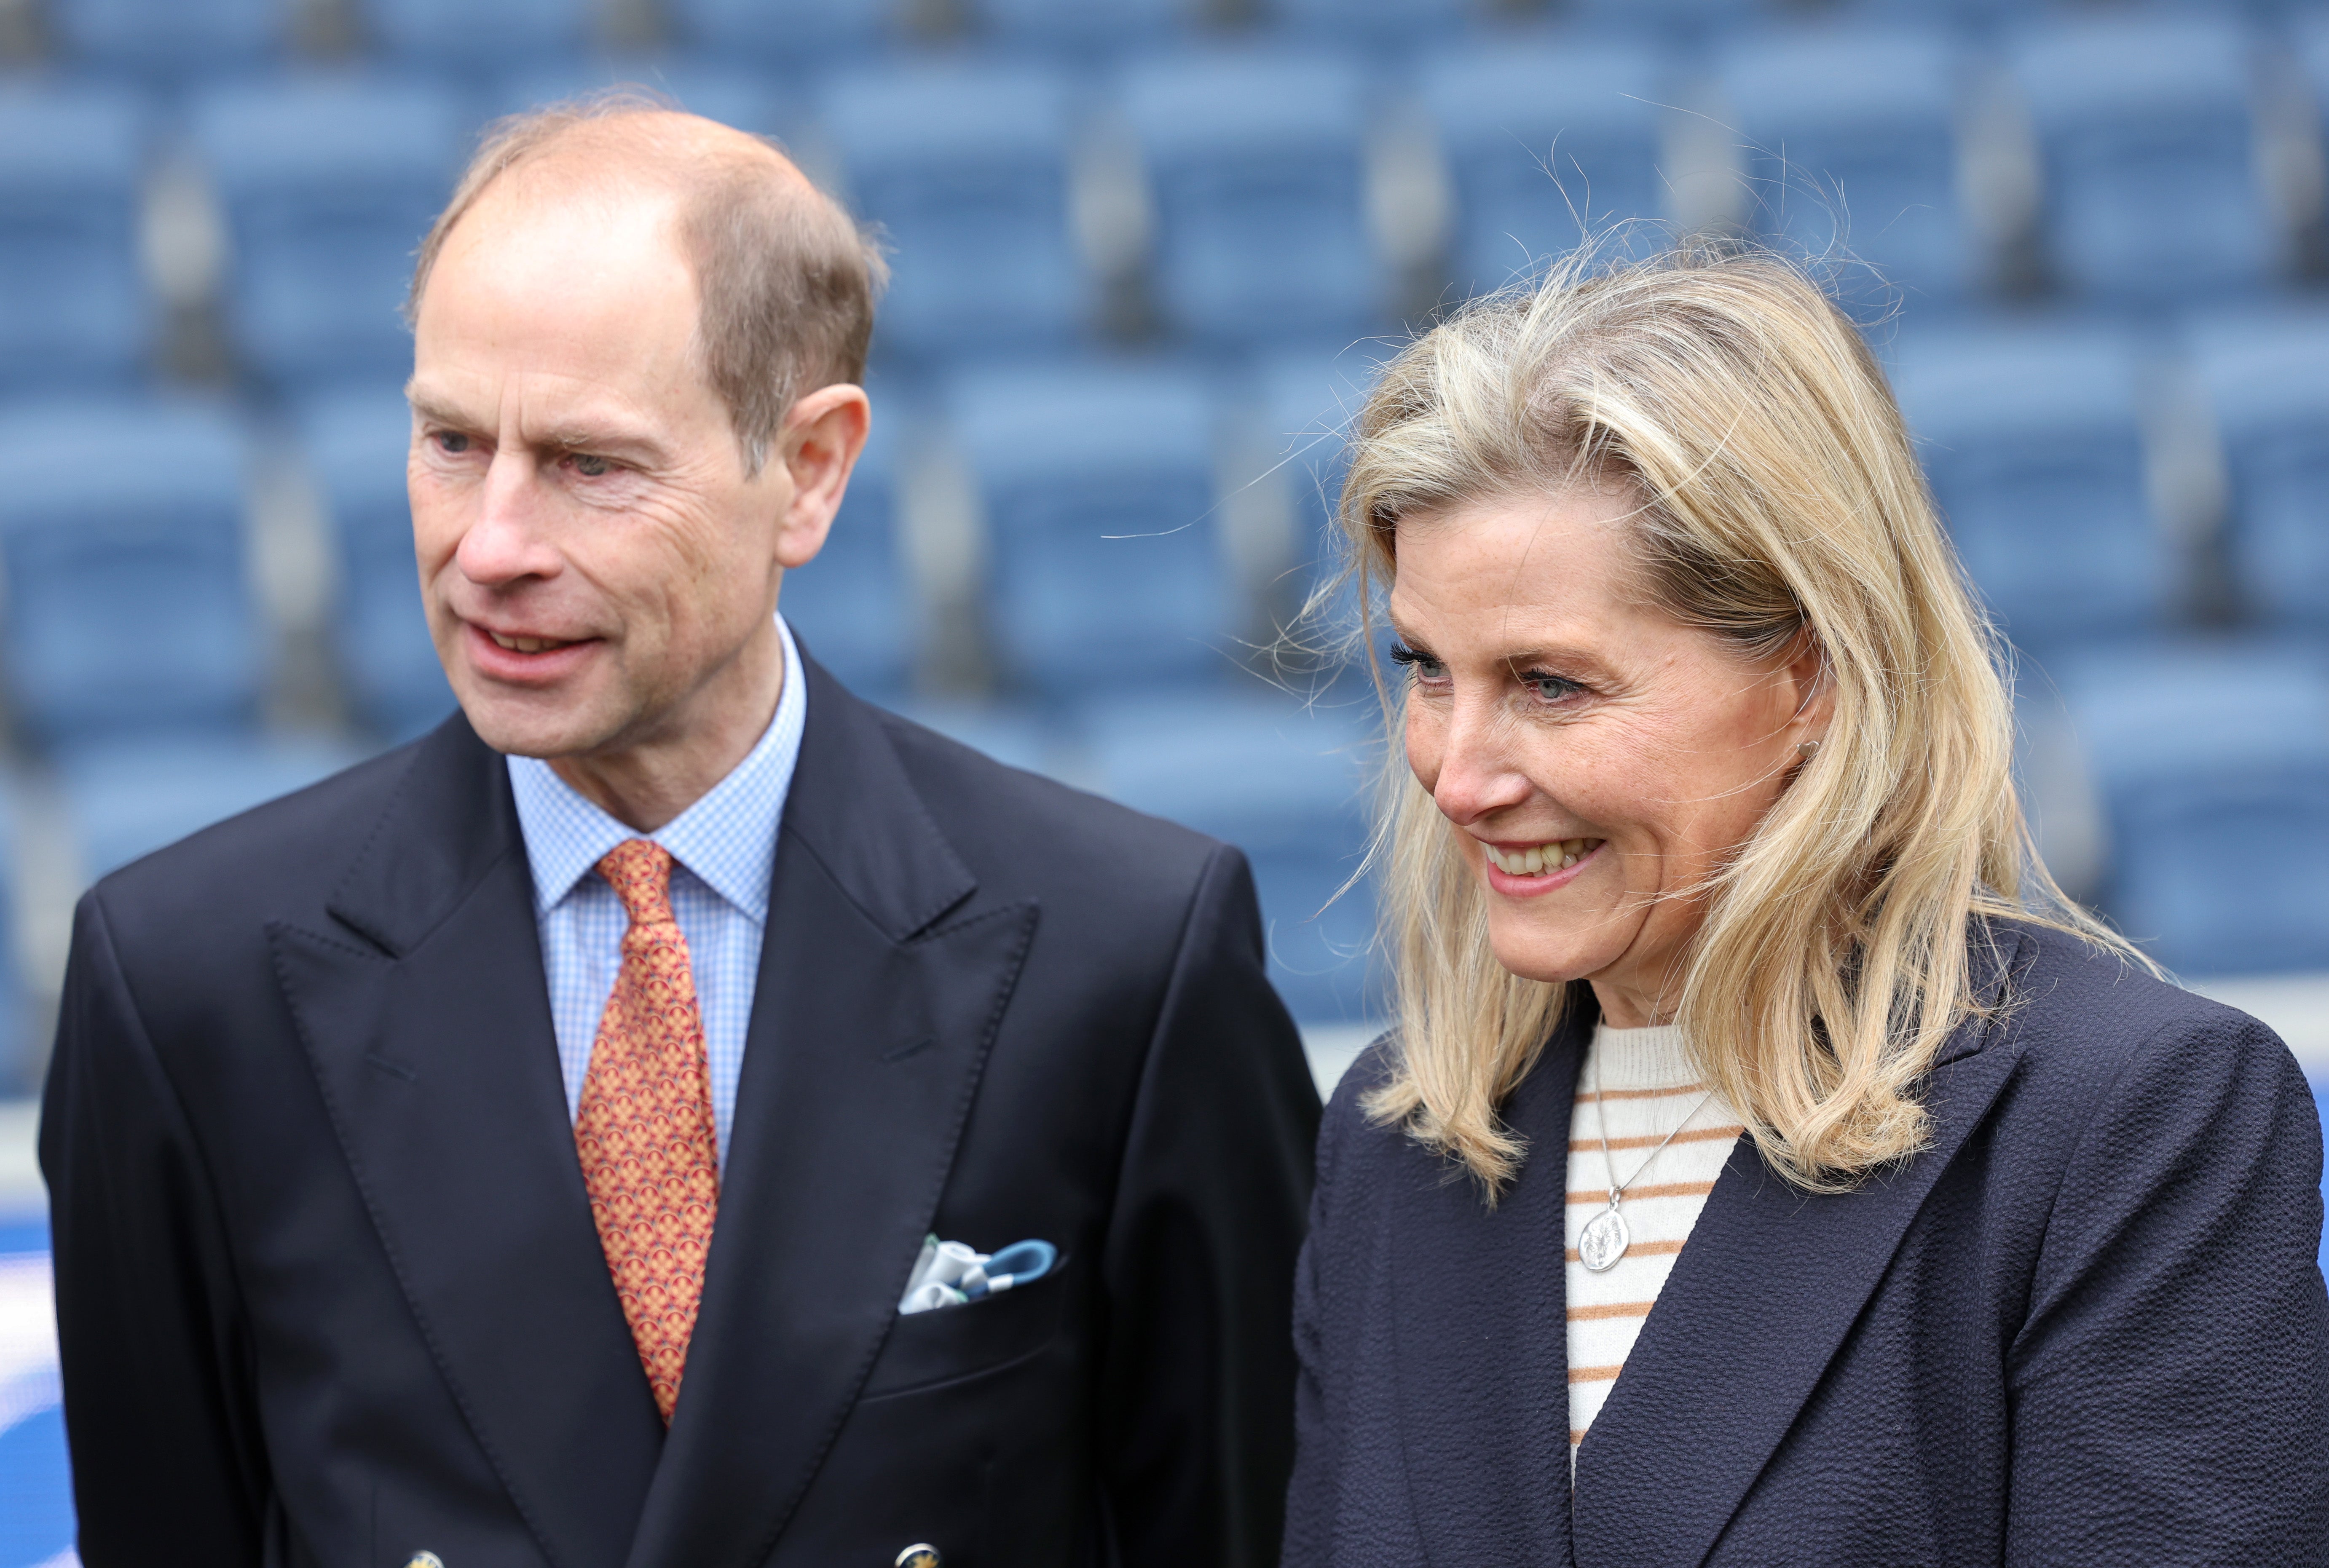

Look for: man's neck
[547,625,786,833]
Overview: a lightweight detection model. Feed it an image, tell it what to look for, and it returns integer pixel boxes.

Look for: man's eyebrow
[402,388,674,464]
[403,387,468,429]
[536,419,670,461]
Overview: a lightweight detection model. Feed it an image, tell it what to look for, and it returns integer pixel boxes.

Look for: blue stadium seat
[821,60,1086,360]
[1270,0,1472,49]
[1889,321,2165,653]
[1252,344,1383,599]
[1720,25,1975,310]
[48,0,280,77]
[888,700,1057,776]
[485,59,786,136]
[2056,642,2329,977]
[1418,37,1668,297]
[968,0,1186,54]
[61,733,365,882]
[2007,14,2274,302]
[665,0,892,63]
[299,388,458,742]
[0,399,266,744]
[0,83,151,391]
[947,361,1234,700]
[363,0,594,74]
[1568,0,1760,35]
[783,410,914,699]
[1120,48,1386,346]
[1088,692,1380,1022]
[2188,308,2329,630]
[190,74,468,387]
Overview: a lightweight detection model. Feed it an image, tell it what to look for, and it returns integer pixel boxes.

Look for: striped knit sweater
[1565,1022,1744,1465]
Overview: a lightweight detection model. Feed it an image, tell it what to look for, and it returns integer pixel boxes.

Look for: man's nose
[454,451,562,588]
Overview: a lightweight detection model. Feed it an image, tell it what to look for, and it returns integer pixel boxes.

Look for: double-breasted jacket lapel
[624,659,1037,1568]
[1387,998,1596,1567]
[1571,928,2034,1568]
[268,717,664,1568]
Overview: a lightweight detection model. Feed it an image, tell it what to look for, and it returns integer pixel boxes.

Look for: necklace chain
[1592,1066,1715,1209]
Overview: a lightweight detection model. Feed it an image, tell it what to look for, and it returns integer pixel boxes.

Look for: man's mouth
[485,630,579,654]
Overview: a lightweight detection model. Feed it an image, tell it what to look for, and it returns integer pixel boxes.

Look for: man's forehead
[497,110,804,201]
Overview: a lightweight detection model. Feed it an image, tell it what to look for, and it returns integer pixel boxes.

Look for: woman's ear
[772,383,872,570]
[1784,627,1834,745]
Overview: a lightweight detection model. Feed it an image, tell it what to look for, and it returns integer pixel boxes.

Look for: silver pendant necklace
[1577,1062,1715,1274]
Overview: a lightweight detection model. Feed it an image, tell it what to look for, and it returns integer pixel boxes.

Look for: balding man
[40,101,1318,1568]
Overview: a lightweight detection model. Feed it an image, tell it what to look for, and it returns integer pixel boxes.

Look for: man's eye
[571,454,611,477]
[434,431,471,454]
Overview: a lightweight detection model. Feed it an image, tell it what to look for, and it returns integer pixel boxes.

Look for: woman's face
[1389,487,1827,1027]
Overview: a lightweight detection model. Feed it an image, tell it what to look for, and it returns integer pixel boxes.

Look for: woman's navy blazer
[1284,920,2329,1566]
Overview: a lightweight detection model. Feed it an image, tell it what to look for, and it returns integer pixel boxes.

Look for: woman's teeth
[488,631,573,653]
[1482,838,1602,877]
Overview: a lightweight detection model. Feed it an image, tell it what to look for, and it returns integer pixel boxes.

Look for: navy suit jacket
[41,654,1321,1568]
[1285,920,2329,1566]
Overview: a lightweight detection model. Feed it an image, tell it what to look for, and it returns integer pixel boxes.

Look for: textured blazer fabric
[40,651,1321,1568]
[1284,920,2329,1567]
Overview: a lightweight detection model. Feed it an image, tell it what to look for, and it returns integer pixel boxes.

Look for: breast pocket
[860,1255,1072,1402]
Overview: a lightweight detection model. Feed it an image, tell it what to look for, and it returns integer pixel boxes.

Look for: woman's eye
[1520,671,1582,703]
[570,453,611,478]
[1389,643,1447,682]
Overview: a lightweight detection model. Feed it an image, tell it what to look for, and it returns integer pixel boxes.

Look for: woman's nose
[1414,698,1534,826]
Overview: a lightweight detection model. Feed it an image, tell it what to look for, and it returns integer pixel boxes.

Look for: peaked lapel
[1571,928,2034,1568]
[268,716,663,1568]
[1388,993,1597,1568]
[624,658,1037,1568]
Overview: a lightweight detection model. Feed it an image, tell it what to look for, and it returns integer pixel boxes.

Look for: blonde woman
[1282,249,2329,1565]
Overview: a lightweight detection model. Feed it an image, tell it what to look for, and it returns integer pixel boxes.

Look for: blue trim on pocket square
[898,1234,1059,1314]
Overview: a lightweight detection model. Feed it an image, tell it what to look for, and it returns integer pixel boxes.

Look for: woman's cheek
[1404,707,1444,793]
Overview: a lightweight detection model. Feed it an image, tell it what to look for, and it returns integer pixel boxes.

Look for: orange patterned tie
[574,839,720,1423]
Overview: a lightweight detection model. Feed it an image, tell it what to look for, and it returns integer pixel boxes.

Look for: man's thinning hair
[407,93,888,473]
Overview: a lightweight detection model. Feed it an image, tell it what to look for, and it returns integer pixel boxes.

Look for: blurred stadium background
[7,0,2329,1557]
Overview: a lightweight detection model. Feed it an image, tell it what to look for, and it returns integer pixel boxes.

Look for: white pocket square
[898,1234,1059,1315]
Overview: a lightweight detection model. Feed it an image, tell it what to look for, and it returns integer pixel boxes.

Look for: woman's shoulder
[1984,916,2310,1120]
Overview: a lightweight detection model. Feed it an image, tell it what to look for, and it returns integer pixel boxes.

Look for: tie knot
[597,839,676,926]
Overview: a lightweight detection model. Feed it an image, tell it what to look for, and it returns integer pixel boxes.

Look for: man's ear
[772,383,871,571]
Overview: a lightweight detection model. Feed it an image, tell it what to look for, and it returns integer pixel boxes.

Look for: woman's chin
[1483,920,1628,989]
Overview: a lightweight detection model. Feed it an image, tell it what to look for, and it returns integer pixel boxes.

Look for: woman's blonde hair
[1334,242,2139,1195]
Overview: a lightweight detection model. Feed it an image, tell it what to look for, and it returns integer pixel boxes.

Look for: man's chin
[451,683,625,762]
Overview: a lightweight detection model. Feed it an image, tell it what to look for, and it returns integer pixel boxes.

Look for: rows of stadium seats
[6,1,2329,1094]
[16,7,2329,393]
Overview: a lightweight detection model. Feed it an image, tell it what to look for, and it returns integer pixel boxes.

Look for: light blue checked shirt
[507,615,808,1170]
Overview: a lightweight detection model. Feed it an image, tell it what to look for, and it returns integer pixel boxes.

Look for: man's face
[407,179,795,762]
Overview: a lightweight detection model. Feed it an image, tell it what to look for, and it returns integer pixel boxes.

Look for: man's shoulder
[89,735,430,932]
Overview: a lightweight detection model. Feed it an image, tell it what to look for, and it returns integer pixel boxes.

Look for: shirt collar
[507,614,809,924]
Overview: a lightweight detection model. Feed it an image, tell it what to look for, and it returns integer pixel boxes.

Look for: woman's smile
[1478,836,1606,896]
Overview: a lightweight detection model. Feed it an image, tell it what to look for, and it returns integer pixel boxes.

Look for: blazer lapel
[1388,995,1597,1568]
[624,661,1036,1568]
[268,717,663,1568]
[1571,929,2034,1568]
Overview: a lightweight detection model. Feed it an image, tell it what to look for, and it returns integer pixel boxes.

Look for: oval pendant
[1579,1206,1630,1273]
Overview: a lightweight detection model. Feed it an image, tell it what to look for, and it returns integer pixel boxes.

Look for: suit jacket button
[895,1547,941,1568]
[405,1555,445,1568]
